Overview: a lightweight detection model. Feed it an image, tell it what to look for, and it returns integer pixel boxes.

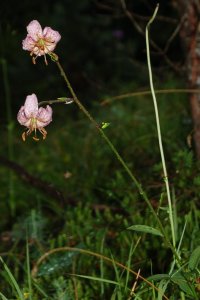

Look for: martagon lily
[17,94,53,141]
[22,20,61,64]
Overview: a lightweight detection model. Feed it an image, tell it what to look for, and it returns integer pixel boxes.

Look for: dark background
[0,0,182,118]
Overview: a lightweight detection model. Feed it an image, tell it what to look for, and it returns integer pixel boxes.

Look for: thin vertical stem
[55,60,180,262]
[26,237,32,300]
[145,4,176,247]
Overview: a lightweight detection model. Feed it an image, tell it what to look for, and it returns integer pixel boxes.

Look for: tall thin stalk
[145,4,176,247]
[55,60,180,262]
[26,237,32,300]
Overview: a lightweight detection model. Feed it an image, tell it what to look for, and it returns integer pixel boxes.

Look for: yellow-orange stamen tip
[44,55,48,66]
[42,134,47,140]
[33,136,40,141]
[32,57,36,65]
[22,132,26,141]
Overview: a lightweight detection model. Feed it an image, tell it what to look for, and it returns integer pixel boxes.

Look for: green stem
[145,4,176,248]
[101,88,200,106]
[55,60,180,263]
[26,237,32,300]
[38,98,73,106]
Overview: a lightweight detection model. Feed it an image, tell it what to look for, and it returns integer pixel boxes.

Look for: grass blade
[0,292,9,300]
[0,257,24,300]
[71,274,121,286]
[127,225,163,237]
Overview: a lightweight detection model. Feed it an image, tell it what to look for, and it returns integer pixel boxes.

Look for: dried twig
[0,156,66,203]
[128,268,141,299]
[100,88,200,106]
[0,156,128,214]
[120,0,181,73]
[163,14,186,54]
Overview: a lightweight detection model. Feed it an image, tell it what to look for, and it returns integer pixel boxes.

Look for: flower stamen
[22,20,61,64]
[17,94,53,142]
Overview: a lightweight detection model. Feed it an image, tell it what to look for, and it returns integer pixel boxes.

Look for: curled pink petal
[17,107,32,127]
[43,27,61,43]
[24,94,39,118]
[17,94,53,141]
[22,36,35,51]
[37,106,53,127]
[17,106,27,125]
[27,20,43,40]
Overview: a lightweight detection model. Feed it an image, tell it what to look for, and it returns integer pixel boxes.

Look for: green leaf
[171,273,196,297]
[101,122,110,129]
[57,97,74,104]
[148,274,170,281]
[127,225,163,237]
[0,293,9,300]
[73,274,120,286]
[188,246,200,270]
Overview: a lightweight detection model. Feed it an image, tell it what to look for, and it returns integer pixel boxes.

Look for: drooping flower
[22,20,61,64]
[17,94,53,141]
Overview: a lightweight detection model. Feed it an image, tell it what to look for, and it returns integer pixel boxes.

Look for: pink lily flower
[17,94,53,141]
[22,20,61,64]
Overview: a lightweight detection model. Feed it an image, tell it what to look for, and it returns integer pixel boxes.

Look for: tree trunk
[175,0,200,158]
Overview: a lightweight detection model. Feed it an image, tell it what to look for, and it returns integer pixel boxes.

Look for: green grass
[0,81,200,299]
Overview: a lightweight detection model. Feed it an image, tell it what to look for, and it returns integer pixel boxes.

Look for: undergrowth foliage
[0,3,200,300]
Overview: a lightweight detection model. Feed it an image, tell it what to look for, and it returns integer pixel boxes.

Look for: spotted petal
[17,106,29,126]
[42,27,61,52]
[43,27,61,43]
[24,94,39,118]
[37,106,53,127]
[22,36,35,51]
[27,20,43,40]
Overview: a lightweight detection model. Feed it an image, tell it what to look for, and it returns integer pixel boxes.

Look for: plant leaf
[57,97,74,104]
[188,246,200,270]
[0,293,9,300]
[127,225,163,237]
[148,274,170,281]
[0,257,24,300]
[171,273,196,297]
[72,274,120,286]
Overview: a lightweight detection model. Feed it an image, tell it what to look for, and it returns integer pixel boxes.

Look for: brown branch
[94,0,117,12]
[163,14,186,54]
[129,12,178,24]
[0,156,66,203]
[120,0,182,73]
[100,88,200,106]
[0,156,127,214]
[95,0,178,23]
[31,246,169,300]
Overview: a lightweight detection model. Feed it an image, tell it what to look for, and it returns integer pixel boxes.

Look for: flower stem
[145,4,176,248]
[38,98,73,106]
[55,60,180,263]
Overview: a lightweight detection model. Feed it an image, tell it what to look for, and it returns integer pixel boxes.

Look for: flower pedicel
[22,20,61,65]
[17,94,52,141]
